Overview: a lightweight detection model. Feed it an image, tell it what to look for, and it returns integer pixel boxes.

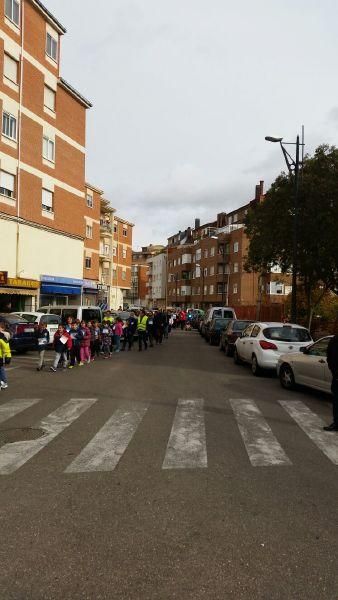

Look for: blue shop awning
[41,284,82,295]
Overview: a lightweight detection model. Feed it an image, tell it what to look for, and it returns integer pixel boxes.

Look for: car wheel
[251,354,261,376]
[234,348,242,365]
[279,364,296,390]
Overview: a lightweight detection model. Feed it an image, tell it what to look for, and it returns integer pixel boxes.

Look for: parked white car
[277,336,333,393]
[234,322,312,376]
[12,312,61,345]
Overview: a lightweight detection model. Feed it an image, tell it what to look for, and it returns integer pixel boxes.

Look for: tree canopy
[245,144,338,324]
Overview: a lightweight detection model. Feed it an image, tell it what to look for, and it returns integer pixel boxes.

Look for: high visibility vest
[137,316,148,331]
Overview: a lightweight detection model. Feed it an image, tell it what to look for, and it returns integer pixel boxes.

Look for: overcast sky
[45,0,338,248]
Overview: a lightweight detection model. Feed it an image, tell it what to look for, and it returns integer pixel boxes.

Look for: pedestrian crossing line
[162,399,207,469]
[65,402,149,473]
[0,398,97,475]
[229,399,292,467]
[0,399,41,424]
[279,400,338,465]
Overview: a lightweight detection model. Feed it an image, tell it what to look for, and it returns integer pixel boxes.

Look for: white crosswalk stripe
[162,399,207,469]
[65,402,149,473]
[230,398,291,466]
[0,398,97,475]
[0,399,40,424]
[279,400,338,465]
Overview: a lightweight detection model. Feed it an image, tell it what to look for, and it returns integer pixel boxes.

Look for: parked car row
[199,313,333,395]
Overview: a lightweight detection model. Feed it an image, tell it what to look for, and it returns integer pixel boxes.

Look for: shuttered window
[4,54,18,83]
[42,189,53,212]
[0,171,15,197]
[44,86,55,111]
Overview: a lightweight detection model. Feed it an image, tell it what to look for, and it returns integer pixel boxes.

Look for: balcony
[100,219,112,234]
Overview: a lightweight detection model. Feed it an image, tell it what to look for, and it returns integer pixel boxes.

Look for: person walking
[137,309,148,352]
[79,321,91,364]
[113,317,123,353]
[50,325,72,372]
[68,322,82,368]
[324,334,338,432]
[147,311,155,347]
[0,326,11,390]
[180,309,187,330]
[122,312,137,351]
[35,322,50,371]
[101,321,112,358]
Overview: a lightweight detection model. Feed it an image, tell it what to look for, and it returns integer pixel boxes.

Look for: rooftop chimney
[194,218,200,229]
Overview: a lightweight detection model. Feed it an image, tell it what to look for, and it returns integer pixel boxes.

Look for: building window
[86,224,93,239]
[42,188,53,213]
[196,249,201,261]
[112,268,117,279]
[44,86,56,111]
[233,242,239,253]
[104,244,110,256]
[204,249,208,258]
[123,227,127,237]
[233,283,238,294]
[209,284,214,295]
[233,213,238,223]
[112,247,117,256]
[5,0,20,26]
[86,193,93,208]
[0,170,15,197]
[113,224,117,233]
[4,54,18,83]
[203,267,208,277]
[122,271,126,281]
[85,257,92,269]
[43,136,55,162]
[233,262,239,273]
[210,265,215,276]
[210,247,215,257]
[2,112,17,140]
[217,283,223,294]
[46,32,58,62]
[204,285,208,295]
[122,248,127,259]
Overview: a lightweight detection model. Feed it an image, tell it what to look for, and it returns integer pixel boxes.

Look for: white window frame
[204,249,208,258]
[0,170,15,198]
[233,283,238,294]
[4,53,18,84]
[122,248,127,259]
[2,111,17,141]
[5,0,20,26]
[209,284,214,295]
[43,136,55,163]
[122,271,126,281]
[46,32,58,62]
[42,188,53,213]
[233,242,239,253]
[233,262,239,273]
[44,86,56,112]
[122,228,127,237]
[210,247,215,257]
[85,256,92,269]
[112,247,117,256]
[210,265,215,276]
[86,224,93,239]
[86,193,93,208]
[203,267,208,277]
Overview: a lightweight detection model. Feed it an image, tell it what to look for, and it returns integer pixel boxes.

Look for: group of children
[35,316,125,372]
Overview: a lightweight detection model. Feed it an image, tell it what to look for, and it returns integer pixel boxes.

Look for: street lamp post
[265,133,303,323]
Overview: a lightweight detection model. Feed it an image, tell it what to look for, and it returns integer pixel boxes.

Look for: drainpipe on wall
[16,0,25,277]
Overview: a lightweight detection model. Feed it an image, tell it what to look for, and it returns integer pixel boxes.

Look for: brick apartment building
[128,245,164,307]
[0,0,93,310]
[167,181,291,318]
[0,0,134,312]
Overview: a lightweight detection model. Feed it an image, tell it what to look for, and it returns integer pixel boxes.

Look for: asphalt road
[0,330,337,600]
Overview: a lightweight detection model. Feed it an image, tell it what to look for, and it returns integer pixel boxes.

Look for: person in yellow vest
[137,309,149,352]
[0,323,11,390]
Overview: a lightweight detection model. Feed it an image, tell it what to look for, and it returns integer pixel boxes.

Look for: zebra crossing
[0,397,337,475]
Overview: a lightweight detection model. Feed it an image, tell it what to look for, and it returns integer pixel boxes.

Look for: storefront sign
[83,279,98,290]
[7,278,39,289]
[41,275,84,286]
[0,271,8,285]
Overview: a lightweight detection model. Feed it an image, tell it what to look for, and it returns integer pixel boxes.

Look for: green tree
[245,144,338,327]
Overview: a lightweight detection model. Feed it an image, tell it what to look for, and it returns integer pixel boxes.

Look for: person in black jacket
[122,313,137,351]
[324,334,338,432]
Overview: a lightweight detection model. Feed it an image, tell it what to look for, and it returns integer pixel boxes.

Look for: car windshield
[263,326,311,342]
[1,314,27,324]
[214,318,230,329]
[234,321,252,331]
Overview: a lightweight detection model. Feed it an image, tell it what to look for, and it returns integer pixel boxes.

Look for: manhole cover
[0,428,45,447]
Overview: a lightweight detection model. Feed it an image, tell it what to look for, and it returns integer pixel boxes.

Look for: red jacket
[54,330,72,352]
[80,326,91,348]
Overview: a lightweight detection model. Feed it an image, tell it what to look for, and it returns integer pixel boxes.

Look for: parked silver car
[277,336,333,393]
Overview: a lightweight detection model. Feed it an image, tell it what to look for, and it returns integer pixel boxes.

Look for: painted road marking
[0,399,40,424]
[65,402,149,473]
[0,398,97,475]
[280,400,338,465]
[230,398,291,467]
[162,399,207,469]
